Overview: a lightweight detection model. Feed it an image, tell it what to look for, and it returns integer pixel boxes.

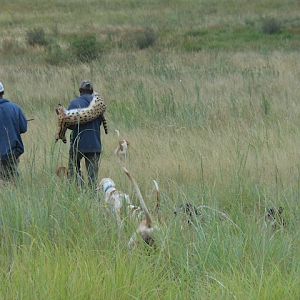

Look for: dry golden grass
[1,50,298,197]
[1,2,300,297]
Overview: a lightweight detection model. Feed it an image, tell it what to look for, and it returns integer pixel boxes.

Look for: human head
[0,82,4,98]
[79,80,93,95]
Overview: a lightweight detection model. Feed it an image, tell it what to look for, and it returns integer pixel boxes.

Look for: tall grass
[1,0,300,298]
[1,49,300,298]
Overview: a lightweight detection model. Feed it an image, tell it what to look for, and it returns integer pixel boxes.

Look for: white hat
[0,82,4,93]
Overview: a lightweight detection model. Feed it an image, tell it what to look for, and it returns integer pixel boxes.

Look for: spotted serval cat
[55,92,107,143]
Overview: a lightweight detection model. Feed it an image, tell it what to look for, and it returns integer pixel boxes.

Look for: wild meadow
[0,0,300,299]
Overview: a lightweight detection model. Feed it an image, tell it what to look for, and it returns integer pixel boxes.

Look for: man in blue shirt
[68,80,105,187]
[0,82,27,181]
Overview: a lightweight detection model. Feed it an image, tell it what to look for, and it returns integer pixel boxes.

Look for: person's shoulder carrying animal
[55,92,108,143]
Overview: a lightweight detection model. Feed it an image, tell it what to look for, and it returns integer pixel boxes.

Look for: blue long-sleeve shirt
[68,94,102,153]
[0,99,27,160]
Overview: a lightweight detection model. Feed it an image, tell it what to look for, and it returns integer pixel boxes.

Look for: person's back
[67,81,104,187]
[0,82,27,180]
[68,94,102,153]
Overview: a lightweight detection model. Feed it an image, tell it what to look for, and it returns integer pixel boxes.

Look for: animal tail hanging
[153,180,161,223]
[101,114,108,134]
[123,167,152,227]
[115,129,120,138]
[153,180,160,212]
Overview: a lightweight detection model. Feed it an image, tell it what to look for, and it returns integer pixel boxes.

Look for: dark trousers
[68,149,100,187]
[0,156,19,181]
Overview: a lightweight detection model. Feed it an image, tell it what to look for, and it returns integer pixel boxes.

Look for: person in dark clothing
[0,82,27,181]
[68,80,104,187]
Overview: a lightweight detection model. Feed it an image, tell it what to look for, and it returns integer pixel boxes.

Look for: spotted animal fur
[55,93,107,143]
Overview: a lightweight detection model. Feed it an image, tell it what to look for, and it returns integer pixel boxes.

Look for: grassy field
[1,0,300,299]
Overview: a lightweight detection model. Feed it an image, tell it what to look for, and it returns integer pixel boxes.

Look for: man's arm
[18,107,27,134]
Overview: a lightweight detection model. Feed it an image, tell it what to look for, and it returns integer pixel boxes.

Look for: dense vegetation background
[0,0,300,299]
